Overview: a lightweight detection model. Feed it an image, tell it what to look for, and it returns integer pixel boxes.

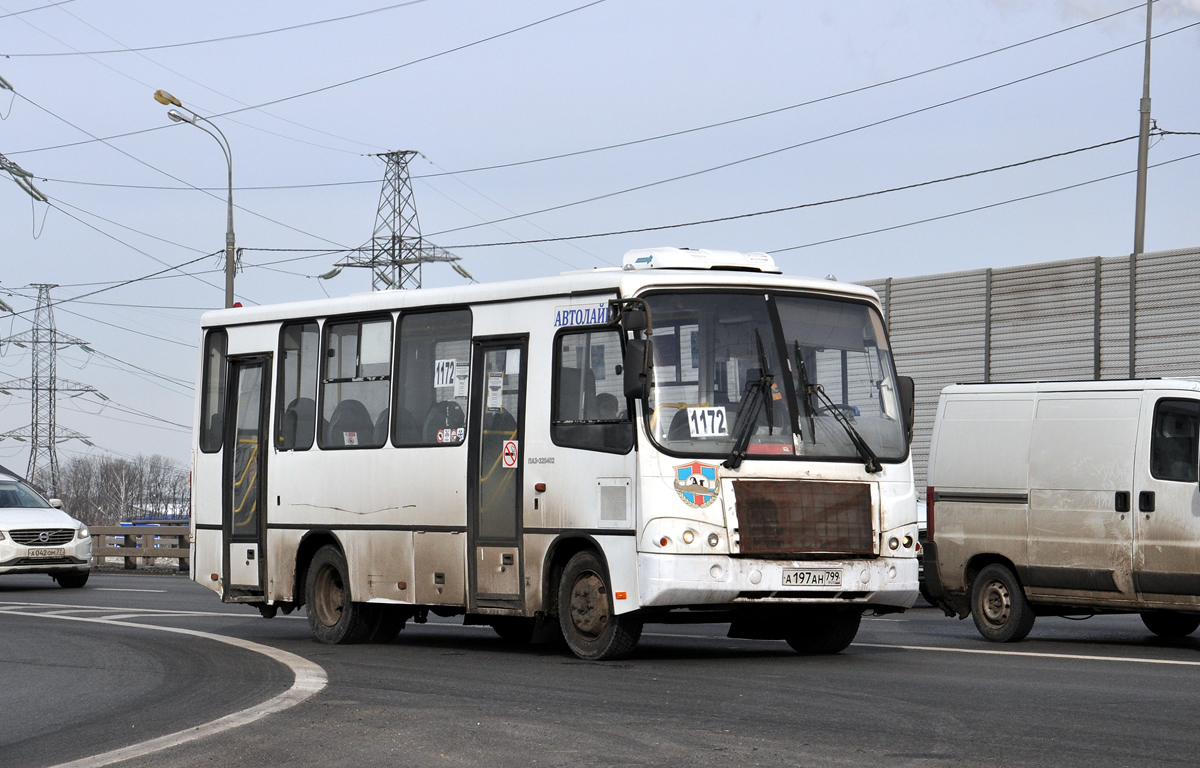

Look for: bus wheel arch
[294,530,342,609]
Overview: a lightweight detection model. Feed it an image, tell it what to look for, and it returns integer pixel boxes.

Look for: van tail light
[926,486,935,540]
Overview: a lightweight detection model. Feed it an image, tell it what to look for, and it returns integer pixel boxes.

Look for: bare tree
[36,454,189,525]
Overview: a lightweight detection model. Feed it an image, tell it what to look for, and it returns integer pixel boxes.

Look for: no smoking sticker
[502,440,519,469]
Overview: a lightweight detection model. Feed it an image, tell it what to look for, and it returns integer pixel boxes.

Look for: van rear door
[1024,393,1139,601]
[1132,395,1200,604]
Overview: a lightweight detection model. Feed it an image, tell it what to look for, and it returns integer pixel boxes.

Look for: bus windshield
[643,291,907,463]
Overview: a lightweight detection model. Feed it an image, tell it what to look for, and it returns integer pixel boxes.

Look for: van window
[199,329,228,453]
[1150,399,1200,483]
[320,317,391,449]
[394,309,472,447]
[552,328,633,453]
[276,321,319,451]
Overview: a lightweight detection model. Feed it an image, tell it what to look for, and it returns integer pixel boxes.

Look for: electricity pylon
[336,150,470,290]
[0,284,96,493]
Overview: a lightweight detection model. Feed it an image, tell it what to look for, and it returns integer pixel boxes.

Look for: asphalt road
[3,571,1200,767]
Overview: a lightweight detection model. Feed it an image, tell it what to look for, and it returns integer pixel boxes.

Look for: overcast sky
[1,0,1197,474]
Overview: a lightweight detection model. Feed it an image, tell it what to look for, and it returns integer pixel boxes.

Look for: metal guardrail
[90,525,190,572]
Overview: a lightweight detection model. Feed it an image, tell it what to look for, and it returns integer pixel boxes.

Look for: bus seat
[374,408,389,445]
[327,399,374,447]
[394,408,421,444]
[557,367,598,420]
[281,397,316,449]
[668,408,691,442]
[424,400,465,443]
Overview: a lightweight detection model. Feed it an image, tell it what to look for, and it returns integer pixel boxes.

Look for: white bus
[191,248,919,660]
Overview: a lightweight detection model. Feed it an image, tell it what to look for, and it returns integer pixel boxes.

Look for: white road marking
[95,588,167,593]
[852,641,1200,667]
[646,631,1200,667]
[1,607,327,768]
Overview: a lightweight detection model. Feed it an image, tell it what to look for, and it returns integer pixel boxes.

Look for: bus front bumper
[637,552,918,610]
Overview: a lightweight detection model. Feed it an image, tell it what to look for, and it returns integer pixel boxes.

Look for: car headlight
[78,527,89,539]
[0,531,5,541]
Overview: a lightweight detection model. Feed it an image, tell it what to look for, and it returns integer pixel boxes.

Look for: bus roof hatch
[621,247,781,273]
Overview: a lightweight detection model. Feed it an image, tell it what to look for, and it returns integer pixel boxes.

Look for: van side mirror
[897,375,915,445]
[624,339,653,400]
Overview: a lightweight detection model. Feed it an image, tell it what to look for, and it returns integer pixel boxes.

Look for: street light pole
[154,90,237,309]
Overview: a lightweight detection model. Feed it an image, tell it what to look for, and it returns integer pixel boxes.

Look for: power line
[1,1,431,56]
[429,20,1200,240]
[7,1,609,158]
[0,1,75,20]
[54,306,193,348]
[440,134,1151,248]
[21,2,1152,194]
[769,149,1200,254]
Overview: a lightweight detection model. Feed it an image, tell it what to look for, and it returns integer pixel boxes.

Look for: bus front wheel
[557,551,641,661]
[306,545,373,644]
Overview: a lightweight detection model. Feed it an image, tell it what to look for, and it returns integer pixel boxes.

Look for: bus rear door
[223,356,270,599]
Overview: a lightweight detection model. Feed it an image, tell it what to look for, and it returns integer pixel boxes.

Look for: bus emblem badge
[673,462,720,508]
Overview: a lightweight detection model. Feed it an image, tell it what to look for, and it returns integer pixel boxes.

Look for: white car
[0,469,91,588]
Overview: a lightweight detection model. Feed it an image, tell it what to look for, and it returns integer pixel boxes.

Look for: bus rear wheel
[1140,611,1200,638]
[558,551,641,661]
[784,608,861,654]
[306,545,373,644]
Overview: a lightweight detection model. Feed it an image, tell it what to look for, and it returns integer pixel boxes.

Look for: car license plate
[28,548,65,558]
[781,568,842,587]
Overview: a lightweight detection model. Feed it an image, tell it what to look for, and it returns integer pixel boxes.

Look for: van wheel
[785,608,862,654]
[306,545,373,644]
[557,551,642,661]
[1140,611,1200,638]
[970,564,1035,642]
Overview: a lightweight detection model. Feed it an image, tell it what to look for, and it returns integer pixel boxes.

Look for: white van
[923,380,1200,642]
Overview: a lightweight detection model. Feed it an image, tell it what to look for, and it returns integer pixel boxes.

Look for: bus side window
[199,329,228,453]
[394,309,472,447]
[552,328,633,454]
[319,317,391,449]
[276,321,319,451]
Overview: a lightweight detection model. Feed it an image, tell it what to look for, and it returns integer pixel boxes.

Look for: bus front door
[467,338,527,611]
[222,356,270,600]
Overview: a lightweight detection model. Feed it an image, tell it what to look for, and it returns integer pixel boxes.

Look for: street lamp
[154,89,237,309]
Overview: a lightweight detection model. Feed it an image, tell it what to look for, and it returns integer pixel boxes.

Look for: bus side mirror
[609,302,648,333]
[624,339,653,400]
[898,375,915,445]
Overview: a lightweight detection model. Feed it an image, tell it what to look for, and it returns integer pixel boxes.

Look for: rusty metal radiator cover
[732,480,874,556]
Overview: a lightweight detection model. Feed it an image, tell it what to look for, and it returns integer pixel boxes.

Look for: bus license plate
[781,568,842,587]
[28,548,64,558]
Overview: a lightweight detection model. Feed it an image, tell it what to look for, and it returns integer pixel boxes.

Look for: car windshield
[0,479,51,509]
[642,290,907,463]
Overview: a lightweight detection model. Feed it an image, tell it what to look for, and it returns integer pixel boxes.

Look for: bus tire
[366,606,408,643]
[970,563,1035,642]
[784,607,861,654]
[306,545,373,644]
[558,551,641,661]
[1140,611,1200,638]
[54,571,89,589]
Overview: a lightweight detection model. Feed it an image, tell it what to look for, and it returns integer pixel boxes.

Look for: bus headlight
[682,530,695,545]
[707,533,720,547]
[902,534,913,549]
[888,537,900,551]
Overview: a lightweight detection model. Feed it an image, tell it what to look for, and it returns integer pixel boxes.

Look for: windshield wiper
[793,341,816,442]
[809,383,882,474]
[723,331,773,470]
